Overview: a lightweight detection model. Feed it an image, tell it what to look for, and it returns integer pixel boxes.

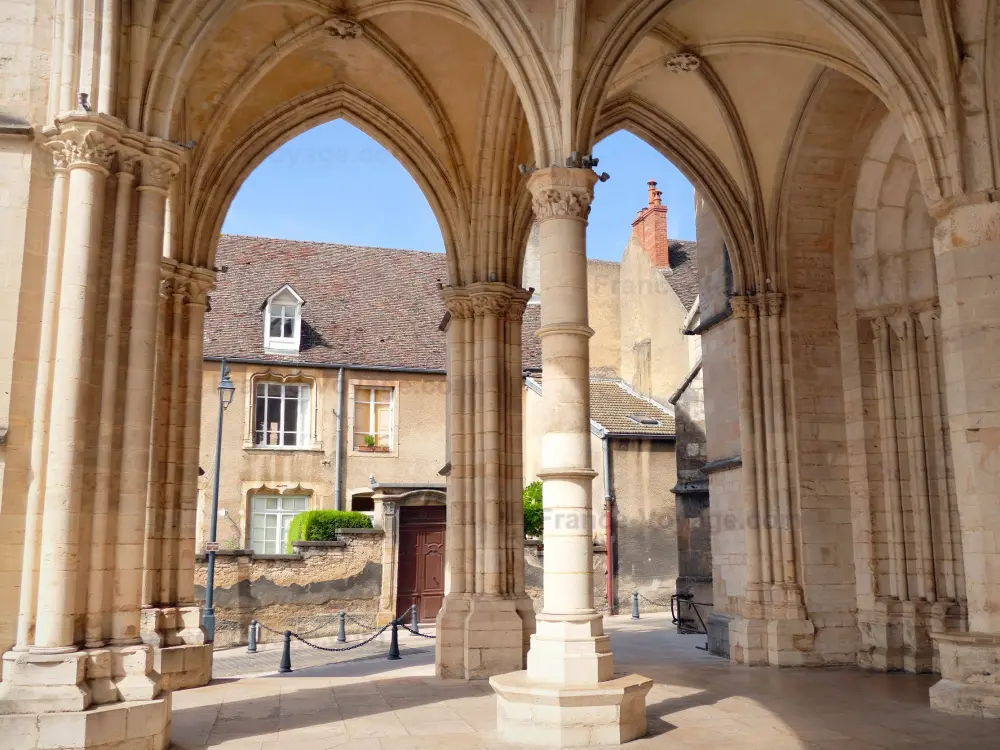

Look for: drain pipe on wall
[334,367,345,510]
[602,431,616,614]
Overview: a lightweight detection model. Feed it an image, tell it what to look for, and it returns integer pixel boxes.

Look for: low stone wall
[194,529,384,648]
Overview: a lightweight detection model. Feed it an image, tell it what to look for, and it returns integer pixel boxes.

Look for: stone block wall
[194,533,383,648]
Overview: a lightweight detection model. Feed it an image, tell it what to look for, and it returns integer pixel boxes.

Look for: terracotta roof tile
[205,235,544,370]
[526,376,675,437]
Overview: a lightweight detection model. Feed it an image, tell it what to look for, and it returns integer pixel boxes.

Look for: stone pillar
[0,119,171,750]
[435,284,532,680]
[491,166,651,747]
[929,200,1000,717]
[142,260,213,689]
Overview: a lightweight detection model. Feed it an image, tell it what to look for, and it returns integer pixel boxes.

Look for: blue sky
[223,120,695,263]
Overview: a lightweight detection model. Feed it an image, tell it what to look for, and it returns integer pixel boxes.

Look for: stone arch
[574,0,956,206]
[597,95,759,294]
[142,0,559,173]
[185,85,466,283]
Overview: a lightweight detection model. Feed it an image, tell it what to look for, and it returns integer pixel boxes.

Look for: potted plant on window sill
[358,434,390,453]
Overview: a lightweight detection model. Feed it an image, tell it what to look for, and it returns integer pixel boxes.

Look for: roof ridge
[219,234,446,258]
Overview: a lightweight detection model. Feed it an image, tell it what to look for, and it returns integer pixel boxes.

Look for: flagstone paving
[171,613,1000,749]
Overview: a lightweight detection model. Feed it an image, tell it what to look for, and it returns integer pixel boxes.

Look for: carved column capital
[507,298,529,323]
[917,307,940,338]
[442,290,474,319]
[526,167,598,222]
[731,295,756,320]
[471,291,510,318]
[869,315,888,338]
[47,142,69,172]
[139,152,180,193]
[760,293,784,317]
[60,129,118,173]
[887,310,913,340]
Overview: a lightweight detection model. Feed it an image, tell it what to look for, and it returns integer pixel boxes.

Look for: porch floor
[171,612,997,749]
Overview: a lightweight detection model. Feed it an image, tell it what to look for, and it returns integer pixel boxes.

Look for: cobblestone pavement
[170,613,1000,749]
[212,627,435,679]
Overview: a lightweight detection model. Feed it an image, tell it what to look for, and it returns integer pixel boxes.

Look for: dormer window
[263,285,303,353]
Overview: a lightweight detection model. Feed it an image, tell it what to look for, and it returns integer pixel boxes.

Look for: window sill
[349,448,398,458]
[244,445,326,455]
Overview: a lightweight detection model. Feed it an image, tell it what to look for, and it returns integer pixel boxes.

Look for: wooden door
[396,505,446,622]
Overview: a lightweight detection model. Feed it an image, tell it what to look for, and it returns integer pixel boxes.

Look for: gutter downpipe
[334,367,345,510]
[602,431,616,614]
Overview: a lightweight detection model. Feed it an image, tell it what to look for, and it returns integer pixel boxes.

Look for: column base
[527,614,613,684]
[728,615,817,666]
[490,670,652,747]
[0,693,171,749]
[930,631,1000,718]
[435,594,470,679]
[465,597,524,679]
[152,644,212,691]
[513,594,537,665]
[706,612,733,658]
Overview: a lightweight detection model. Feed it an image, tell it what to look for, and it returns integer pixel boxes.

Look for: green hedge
[286,510,373,552]
[523,481,543,538]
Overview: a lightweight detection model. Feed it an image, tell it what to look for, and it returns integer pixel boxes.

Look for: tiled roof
[660,240,699,310]
[526,376,675,437]
[206,235,543,371]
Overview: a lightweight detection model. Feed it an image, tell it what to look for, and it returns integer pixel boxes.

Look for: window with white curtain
[254,381,311,448]
[250,494,309,554]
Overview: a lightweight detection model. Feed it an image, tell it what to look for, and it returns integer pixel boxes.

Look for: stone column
[929,200,1000,717]
[109,148,178,703]
[491,166,651,747]
[14,145,70,653]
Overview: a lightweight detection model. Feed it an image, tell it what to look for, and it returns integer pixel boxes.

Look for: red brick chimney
[631,180,670,268]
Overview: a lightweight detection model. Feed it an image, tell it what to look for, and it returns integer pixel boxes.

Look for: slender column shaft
[472,313,485,594]
[872,316,908,599]
[475,297,505,595]
[16,156,70,650]
[919,309,956,600]
[732,297,763,590]
[530,169,598,616]
[59,0,80,113]
[177,286,209,608]
[85,158,136,647]
[766,295,795,584]
[33,133,114,651]
[461,313,475,595]
[896,314,936,601]
[141,282,169,609]
[748,307,772,584]
[443,295,469,594]
[113,156,175,644]
[508,299,529,596]
[97,0,119,112]
[158,287,185,605]
[757,299,781,583]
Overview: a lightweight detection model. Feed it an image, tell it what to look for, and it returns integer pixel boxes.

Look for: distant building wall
[587,260,622,375]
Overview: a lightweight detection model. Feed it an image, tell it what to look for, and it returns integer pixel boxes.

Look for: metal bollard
[279,631,293,673]
[632,591,640,620]
[387,618,401,660]
[337,611,347,643]
[411,603,419,634]
[247,620,258,653]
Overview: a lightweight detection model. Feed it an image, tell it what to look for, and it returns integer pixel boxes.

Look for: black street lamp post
[202,358,235,643]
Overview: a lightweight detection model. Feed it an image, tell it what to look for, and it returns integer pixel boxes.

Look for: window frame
[248,493,310,555]
[244,370,320,451]
[348,379,399,457]
[262,285,304,353]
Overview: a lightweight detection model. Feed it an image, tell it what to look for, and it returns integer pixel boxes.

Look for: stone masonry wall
[194,532,383,648]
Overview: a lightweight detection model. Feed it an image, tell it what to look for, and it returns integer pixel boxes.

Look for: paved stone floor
[171,613,1000,749]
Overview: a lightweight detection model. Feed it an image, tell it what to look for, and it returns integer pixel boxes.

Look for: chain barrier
[399,623,435,639]
[343,612,381,631]
[290,623,392,652]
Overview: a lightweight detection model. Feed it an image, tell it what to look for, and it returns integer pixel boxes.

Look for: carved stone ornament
[917,308,940,338]
[507,298,528,323]
[761,293,784,317]
[730,295,755,320]
[444,294,475,319]
[665,52,701,73]
[471,292,510,318]
[63,131,117,172]
[887,312,913,340]
[326,15,363,39]
[48,143,69,172]
[531,187,593,221]
[869,315,888,339]
[140,155,180,191]
[186,278,213,308]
